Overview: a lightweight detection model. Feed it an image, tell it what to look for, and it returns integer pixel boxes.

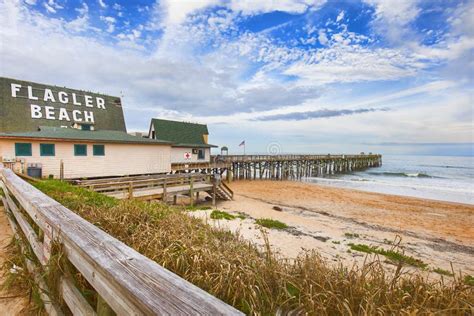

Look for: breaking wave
[367,172,438,178]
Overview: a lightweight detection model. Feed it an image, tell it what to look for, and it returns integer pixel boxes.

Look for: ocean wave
[367,172,438,178]
[419,164,474,170]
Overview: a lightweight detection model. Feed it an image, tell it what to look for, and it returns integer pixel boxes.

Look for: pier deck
[214,154,382,181]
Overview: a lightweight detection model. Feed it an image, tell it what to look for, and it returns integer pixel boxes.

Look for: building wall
[171,147,210,164]
[0,139,171,178]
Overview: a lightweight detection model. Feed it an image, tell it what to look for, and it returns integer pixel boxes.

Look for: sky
[0,0,473,156]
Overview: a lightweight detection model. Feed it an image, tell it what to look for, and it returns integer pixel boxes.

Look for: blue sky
[1,0,473,155]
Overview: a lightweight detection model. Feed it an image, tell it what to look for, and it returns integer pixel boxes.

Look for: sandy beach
[192,180,474,276]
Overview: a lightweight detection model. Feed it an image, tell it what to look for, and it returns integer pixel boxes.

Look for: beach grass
[8,179,472,315]
[432,267,454,277]
[210,210,245,220]
[255,218,288,230]
[348,243,428,268]
[344,232,360,238]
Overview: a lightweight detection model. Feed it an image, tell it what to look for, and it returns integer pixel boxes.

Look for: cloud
[253,108,387,121]
[229,0,326,16]
[154,0,327,27]
[363,0,420,43]
[98,0,107,9]
[284,44,422,84]
[336,10,344,22]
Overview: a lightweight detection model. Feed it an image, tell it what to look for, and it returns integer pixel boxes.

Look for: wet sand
[192,180,474,276]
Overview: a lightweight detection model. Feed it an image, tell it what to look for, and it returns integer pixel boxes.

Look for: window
[74,144,87,156]
[93,144,105,156]
[40,144,55,156]
[81,124,91,131]
[198,149,205,160]
[15,143,32,156]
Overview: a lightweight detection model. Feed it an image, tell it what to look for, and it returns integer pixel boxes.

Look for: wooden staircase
[208,181,233,201]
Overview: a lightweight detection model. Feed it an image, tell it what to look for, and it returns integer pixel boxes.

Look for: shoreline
[303,176,474,205]
[192,180,474,277]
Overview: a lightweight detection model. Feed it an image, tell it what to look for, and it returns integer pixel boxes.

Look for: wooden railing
[212,154,382,162]
[0,166,242,315]
[76,173,212,194]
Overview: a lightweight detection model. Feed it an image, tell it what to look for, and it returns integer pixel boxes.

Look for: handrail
[211,154,381,163]
[220,181,234,199]
[0,165,242,315]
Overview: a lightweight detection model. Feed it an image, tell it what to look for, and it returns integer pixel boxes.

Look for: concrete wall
[0,139,171,179]
[171,147,210,164]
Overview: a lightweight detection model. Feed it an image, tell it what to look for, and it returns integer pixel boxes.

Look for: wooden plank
[1,192,46,265]
[0,168,243,315]
[1,194,63,316]
[61,278,96,316]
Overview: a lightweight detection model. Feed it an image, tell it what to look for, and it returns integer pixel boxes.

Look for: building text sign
[11,83,107,124]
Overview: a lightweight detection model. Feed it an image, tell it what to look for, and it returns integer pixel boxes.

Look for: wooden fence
[0,165,242,315]
[75,173,233,203]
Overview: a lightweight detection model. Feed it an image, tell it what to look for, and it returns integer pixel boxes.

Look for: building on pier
[147,118,217,165]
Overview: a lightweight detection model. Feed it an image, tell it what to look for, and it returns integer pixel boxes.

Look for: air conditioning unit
[192,149,199,154]
[2,157,16,163]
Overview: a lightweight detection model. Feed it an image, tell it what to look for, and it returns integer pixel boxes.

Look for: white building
[148,119,217,165]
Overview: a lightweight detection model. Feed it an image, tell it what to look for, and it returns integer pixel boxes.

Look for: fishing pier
[214,154,382,181]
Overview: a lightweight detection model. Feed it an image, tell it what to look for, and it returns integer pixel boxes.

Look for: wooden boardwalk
[0,165,242,315]
[106,183,213,200]
[76,173,234,203]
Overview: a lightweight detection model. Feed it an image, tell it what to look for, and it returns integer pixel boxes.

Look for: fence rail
[212,154,381,163]
[0,165,242,315]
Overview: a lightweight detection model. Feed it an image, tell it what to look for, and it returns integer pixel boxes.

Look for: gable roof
[0,126,172,145]
[150,119,217,148]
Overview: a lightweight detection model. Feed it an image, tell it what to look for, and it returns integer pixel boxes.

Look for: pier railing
[0,165,242,315]
[212,154,381,163]
[216,154,382,181]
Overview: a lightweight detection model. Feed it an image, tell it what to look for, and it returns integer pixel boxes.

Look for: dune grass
[255,218,288,230]
[348,243,428,268]
[16,179,473,314]
[210,210,245,220]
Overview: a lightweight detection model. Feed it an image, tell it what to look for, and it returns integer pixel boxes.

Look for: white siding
[171,147,210,164]
[0,139,171,179]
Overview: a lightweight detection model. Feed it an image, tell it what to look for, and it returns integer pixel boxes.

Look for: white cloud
[98,0,107,9]
[43,3,56,13]
[336,10,344,22]
[154,0,327,27]
[363,0,420,42]
[229,0,326,16]
[318,30,328,45]
[75,2,88,15]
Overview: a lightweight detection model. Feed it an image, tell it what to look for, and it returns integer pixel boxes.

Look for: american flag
[239,140,245,146]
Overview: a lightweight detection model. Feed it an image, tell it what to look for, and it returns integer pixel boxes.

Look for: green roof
[0,77,127,133]
[150,119,217,148]
[0,126,172,145]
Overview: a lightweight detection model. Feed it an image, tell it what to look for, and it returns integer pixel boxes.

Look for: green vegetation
[433,268,454,277]
[348,243,427,268]
[7,179,472,315]
[210,210,243,220]
[255,218,288,230]
[344,232,360,238]
[332,240,340,244]
[465,275,474,286]
[185,205,212,211]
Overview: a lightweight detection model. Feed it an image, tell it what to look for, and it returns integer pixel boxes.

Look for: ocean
[305,155,474,205]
